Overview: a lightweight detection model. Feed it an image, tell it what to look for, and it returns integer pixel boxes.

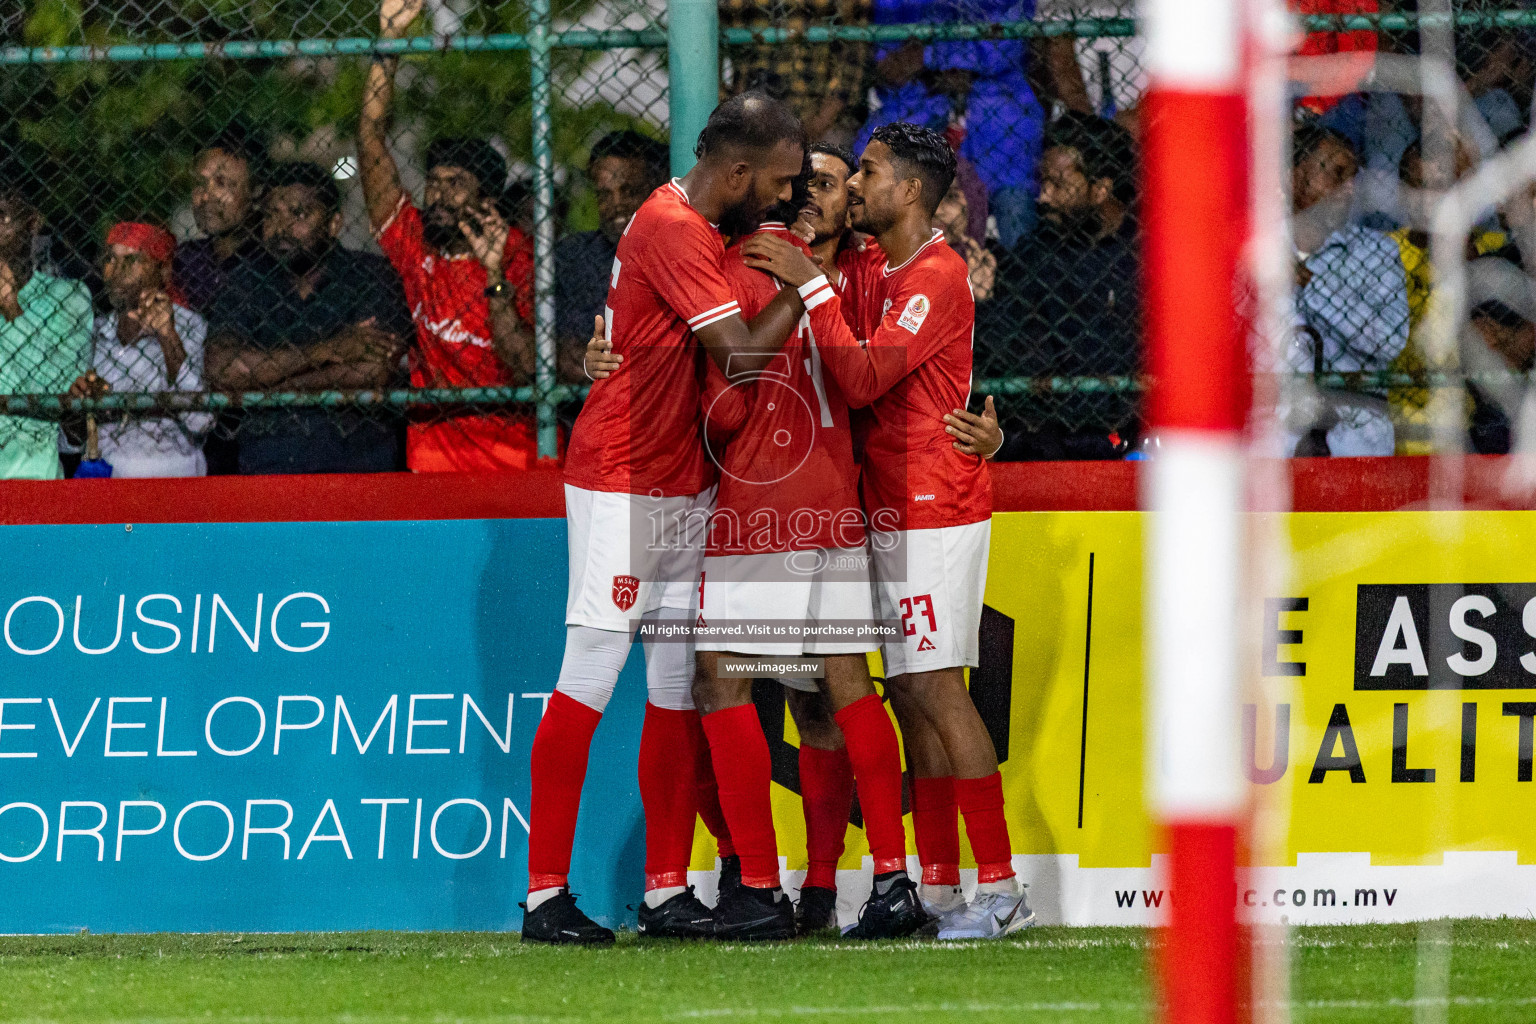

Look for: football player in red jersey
[743,123,1032,940]
[690,163,923,941]
[779,145,1000,935]
[777,144,867,937]
[521,93,810,946]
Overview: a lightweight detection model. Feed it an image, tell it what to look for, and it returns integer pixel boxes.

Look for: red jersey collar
[669,178,723,230]
[882,228,945,277]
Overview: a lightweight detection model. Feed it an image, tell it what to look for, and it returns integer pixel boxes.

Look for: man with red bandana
[68,222,212,478]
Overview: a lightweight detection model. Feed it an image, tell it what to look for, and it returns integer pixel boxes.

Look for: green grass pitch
[2,921,1534,1023]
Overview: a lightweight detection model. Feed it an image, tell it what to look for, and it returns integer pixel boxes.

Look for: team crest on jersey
[896,294,930,334]
[612,575,640,612]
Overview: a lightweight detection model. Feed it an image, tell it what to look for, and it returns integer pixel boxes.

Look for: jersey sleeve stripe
[689,306,743,331]
[687,301,740,326]
[797,276,835,311]
[802,284,834,310]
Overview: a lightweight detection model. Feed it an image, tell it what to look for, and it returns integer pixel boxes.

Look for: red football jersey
[376,195,540,471]
[833,237,885,313]
[701,224,864,556]
[565,181,741,496]
[801,230,992,531]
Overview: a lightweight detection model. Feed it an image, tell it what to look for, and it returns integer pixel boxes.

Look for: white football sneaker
[936,885,1037,940]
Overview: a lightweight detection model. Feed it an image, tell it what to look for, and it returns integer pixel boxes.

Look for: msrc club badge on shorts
[611,574,640,612]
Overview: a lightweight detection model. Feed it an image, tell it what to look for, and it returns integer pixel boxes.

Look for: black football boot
[520,889,616,946]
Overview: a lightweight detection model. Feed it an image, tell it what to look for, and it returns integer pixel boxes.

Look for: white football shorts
[696,545,879,657]
[869,519,990,677]
[565,484,716,632]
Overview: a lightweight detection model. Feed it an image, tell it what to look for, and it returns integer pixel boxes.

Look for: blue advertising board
[0,519,648,933]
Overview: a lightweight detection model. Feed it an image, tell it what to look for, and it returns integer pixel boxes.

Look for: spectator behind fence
[1461,0,1535,141]
[361,0,540,472]
[933,178,998,301]
[1451,255,1536,456]
[1469,289,1535,455]
[989,112,1139,460]
[719,0,872,145]
[175,126,267,315]
[1285,124,1409,457]
[66,223,212,478]
[205,162,409,475]
[0,179,93,479]
[857,0,1045,249]
[555,131,668,383]
[1387,136,1508,454]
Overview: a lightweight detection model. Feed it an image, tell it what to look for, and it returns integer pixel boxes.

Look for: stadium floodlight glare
[1141,0,1248,1021]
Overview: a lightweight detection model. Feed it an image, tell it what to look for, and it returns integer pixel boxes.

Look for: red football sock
[832,695,907,875]
[527,691,603,892]
[692,715,736,858]
[702,704,780,888]
[798,744,854,891]
[639,704,701,891]
[911,776,961,886]
[955,772,1015,883]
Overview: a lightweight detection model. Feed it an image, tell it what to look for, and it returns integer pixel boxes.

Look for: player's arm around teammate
[745,125,1032,941]
[523,95,815,948]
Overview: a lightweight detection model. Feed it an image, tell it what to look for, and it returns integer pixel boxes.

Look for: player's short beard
[850,202,893,237]
[762,199,803,227]
[718,196,760,239]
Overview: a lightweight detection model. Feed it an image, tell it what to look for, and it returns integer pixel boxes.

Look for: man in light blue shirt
[1285,125,1409,456]
[0,186,93,479]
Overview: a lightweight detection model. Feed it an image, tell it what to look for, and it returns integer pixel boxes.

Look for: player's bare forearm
[694,288,804,377]
[744,288,805,366]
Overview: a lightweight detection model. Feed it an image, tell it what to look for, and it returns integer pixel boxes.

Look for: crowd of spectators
[3,1,1536,479]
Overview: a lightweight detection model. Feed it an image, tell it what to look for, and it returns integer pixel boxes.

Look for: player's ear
[903,175,923,210]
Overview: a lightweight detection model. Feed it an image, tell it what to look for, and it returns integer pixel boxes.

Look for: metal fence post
[530,0,558,459]
[667,0,719,176]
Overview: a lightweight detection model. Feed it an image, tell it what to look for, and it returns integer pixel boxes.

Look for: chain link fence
[0,3,1534,475]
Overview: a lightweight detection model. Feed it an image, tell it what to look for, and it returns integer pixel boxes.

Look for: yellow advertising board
[697,510,1536,925]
